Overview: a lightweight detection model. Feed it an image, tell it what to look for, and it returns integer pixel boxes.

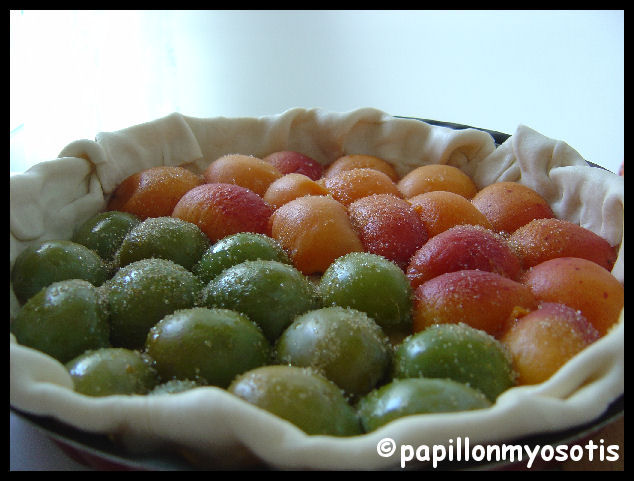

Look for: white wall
[10,10,624,174]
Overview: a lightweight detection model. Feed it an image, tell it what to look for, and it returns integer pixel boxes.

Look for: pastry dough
[10,108,624,469]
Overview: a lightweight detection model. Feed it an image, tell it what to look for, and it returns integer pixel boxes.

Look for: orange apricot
[406,224,522,290]
[508,218,618,271]
[471,181,555,234]
[172,183,272,243]
[413,270,538,337]
[107,166,203,220]
[263,151,324,181]
[408,190,493,238]
[520,257,624,336]
[321,168,401,206]
[203,154,283,197]
[397,164,478,199]
[348,194,428,270]
[269,195,363,275]
[324,154,399,182]
[501,302,600,385]
[263,173,329,210]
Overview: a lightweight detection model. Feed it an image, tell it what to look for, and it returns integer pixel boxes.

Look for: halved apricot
[172,183,273,243]
[471,181,554,234]
[397,164,478,199]
[107,166,203,220]
[269,195,363,275]
[203,154,282,197]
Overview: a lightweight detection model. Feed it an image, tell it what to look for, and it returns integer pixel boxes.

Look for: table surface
[10,10,624,470]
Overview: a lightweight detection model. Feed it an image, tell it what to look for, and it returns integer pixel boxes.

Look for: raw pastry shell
[10,108,624,469]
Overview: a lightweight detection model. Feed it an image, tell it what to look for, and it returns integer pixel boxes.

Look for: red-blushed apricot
[324,154,399,182]
[508,218,618,271]
[263,173,329,210]
[501,302,600,385]
[172,183,272,243]
[406,225,522,290]
[321,168,402,206]
[263,151,324,181]
[397,164,478,199]
[269,195,363,275]
[408,190,493,238]
[347,194,428,270]
[203,154,283,197]
[471,181,555,234]
[413,270,538,337]
[107,166,203,220]
[520,257,624,336]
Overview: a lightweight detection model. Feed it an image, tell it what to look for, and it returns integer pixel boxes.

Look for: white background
[10,10,624,470]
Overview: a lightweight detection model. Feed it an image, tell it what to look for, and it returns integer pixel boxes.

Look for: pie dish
[9,108,624,470]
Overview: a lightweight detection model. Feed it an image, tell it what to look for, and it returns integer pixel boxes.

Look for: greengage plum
[393,323,516,401]
[203,154,282,197]
[408,190,493,238]
[172,183,273,243]
[406,224,522,290]
[413,270,538,337]
[146,307,270,388]
[72,211,140,262]
[228,365,362,436]
[269,195,363,275]
[193,232,291,285]
[275,306,392,396]
[11,240,109,305]
[11,279,110,364]
[397,164,478,199]
[321,168,401,206]
[520,257,624,336]
[116,216,210,270]
[66,348,160,397]
[105,258,203,349]
[319,252,413,334]
[348,194,428,270]
[263,151,323,181]
[501,302,600,385]
[471,181,555,234]
[357,378,491,432]
[324,154,399,182]
[509,218,618,271]
[263,173,329,210]
[106,166,203,220]
[200,260,319,342]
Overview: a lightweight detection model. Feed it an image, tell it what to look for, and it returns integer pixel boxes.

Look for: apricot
[324,154,399,182]
[203,154,282,197]
[269,195,364,275]
[348,194,428,270]
[471,181,555,234]
[172,183,273,243]
[520,257,624,336]
[413,270,538,337]
[501,303,600,385]
[321,168,401,206]
[263,151,324,181]
[397,164,478,199]
[509,218,618,271]
[408,190,493,238]
[106,166,203,220]
[263,173,329,210]
[407,225,522,290]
